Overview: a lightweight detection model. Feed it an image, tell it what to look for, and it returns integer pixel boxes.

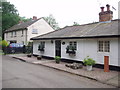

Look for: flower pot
[86,65,92,71]
[56,60,60,64]
[27,54,31,57]
[37,56,42,60]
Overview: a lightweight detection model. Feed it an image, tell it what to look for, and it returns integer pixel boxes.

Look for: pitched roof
[5,18,41,32]
[31,19,119,40]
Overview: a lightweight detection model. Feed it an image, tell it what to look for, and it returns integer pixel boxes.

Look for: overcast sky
[7,0,119,28]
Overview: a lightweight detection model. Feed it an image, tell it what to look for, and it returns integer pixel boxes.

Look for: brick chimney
[99,4,113,22]
[32,16,37,20]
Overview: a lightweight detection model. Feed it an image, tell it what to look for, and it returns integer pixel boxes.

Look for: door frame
[55,40,61,57]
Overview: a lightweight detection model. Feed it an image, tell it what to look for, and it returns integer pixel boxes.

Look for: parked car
[8,43,24,53]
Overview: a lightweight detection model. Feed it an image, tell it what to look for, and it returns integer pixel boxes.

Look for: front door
[55,40,61,57]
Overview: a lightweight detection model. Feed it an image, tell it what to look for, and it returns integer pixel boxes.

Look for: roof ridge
[62,19,119,28]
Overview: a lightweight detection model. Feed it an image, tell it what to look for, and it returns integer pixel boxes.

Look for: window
[14,31,17,37]
[41,42,45,47]
[98,41,110,52]
[11,32,13,37]
[32,29,38,34]
[21,30,24,36]
[38,41,45,51]
[69,41,77,50]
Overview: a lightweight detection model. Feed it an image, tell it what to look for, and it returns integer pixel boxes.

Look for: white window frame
[32,29,38,34]
[98,41,110,52]
[69,41,77,50]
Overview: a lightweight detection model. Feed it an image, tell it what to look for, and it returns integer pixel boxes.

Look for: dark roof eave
[31,35,120,40]
[4,28,28,33]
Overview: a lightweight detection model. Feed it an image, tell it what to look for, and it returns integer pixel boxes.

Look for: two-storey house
[4,16,54,45]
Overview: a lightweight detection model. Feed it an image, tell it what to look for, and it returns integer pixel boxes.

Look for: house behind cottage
[31,5,119,70]
[4,16,54,45]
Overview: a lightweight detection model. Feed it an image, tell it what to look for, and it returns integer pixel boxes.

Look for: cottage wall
[33,38,118,66]
[33,40,55,57]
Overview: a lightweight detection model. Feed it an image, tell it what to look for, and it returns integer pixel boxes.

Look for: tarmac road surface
[2,55,115,88]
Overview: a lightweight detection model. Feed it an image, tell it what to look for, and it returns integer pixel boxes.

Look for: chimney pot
[33,16,37,20]
[100,7,104,12]
[99,4,113,22]
[106,4,110,11]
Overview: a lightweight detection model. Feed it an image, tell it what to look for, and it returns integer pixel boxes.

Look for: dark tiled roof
[31,19,119,40]
[5,18,41,32]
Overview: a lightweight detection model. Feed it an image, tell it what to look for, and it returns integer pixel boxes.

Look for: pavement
[6,54,119,88]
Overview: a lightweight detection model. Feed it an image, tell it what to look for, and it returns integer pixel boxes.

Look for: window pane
[69,41,77,50]
[104,41,110,52]
[98,41,103,52]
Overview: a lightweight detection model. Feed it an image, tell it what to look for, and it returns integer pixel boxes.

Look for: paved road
[2,55,115,88]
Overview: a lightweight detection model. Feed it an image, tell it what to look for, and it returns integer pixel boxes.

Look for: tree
[20,16,32,22]
[2,1,20,39]
[73,22,79,26]
[43,14,60,30]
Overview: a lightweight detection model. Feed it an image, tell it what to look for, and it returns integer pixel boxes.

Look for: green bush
[55,56,61,63]
[0,40,9,48]
[83,56,96,66]
[0,40,9,54]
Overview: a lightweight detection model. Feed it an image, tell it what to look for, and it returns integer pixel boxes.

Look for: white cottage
[31,5,119,70]
[4,16,54,45]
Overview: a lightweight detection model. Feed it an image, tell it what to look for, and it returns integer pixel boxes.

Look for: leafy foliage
[66,45,76,51]
[20,16,32,22]
[55,56,61,63]
[1,1,31,39]
[43,14,60,30]
[26,42,33,54]
[2,1,20,38]
[0,40,9,52]
[83,56,96,66]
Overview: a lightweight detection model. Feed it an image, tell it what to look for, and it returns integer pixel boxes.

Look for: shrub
[0,40,9,54]
[0,40,9,48]
[83,56,96,66]
[55,56,61,63]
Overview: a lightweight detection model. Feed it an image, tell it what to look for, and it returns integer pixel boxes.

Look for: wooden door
[104,56,109,72]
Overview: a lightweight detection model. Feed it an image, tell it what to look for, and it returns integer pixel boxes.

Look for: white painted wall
[33,38,118,66]
[33,40,55,57]
[61,39,97,62]
[27,18,54,42]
